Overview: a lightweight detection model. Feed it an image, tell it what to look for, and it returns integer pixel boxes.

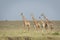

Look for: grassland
[0,21,60,40]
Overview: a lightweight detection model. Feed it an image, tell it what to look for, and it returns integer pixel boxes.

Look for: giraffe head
[39,16,43,21]
[39,16,41,19]
[30,13,35,19]
[41,13,44,16]
[21,13,23,16]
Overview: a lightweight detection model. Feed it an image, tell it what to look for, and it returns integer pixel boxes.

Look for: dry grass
[0,21,60,40]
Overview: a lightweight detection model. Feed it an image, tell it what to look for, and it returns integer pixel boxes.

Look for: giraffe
[20,13,30,31]
[41,13,53,30]
[31,14,41,31]
[39,17,48,30]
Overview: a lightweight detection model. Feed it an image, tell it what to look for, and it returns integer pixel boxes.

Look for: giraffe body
[31,14,41,30]
[40,18,48,30]
[21,13,30,31]
[41,14,53,30]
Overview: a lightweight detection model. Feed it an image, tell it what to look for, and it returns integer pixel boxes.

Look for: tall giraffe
[41,13,53,30]
[39,17,48,30]
[31,14,41,31]
[20,13,30,31]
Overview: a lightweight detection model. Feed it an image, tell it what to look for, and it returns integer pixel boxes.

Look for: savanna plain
[0,21,60,40]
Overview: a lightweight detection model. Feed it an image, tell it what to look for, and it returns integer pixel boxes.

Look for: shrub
[52,32,60,35]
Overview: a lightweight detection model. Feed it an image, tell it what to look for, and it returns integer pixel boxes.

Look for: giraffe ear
[41,13,44,16]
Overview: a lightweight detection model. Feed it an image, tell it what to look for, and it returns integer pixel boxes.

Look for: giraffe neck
[32,16,38,24]
[41,20,44,24]
[22,15,27,22]
[42,15,50,24]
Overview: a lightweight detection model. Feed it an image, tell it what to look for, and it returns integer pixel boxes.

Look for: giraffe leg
[49,24,54,31]
[23,24,26,32]
[36,25,39,31]
[47,24,51,32]
[38,25,41,31]
[28,26,30,31]
[42,25,45,32]
[45,23,48,30]
[36,27,38,31]
[34,25,36,30]
[27,24,30,31]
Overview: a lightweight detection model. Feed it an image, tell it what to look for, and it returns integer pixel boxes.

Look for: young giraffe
[41,13,53,30]
[20,13,30,31]
[31,14,41,31]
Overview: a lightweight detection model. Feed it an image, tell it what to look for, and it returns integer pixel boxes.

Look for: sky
[0,0,60,20]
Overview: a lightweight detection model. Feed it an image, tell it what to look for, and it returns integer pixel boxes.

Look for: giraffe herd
[20,13,54,31]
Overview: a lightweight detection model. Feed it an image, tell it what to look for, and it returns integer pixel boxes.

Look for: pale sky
[0,0,60,20]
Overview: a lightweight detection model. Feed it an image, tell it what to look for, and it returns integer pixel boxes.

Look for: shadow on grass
[7,36,31,40]
[0,35,60,40]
